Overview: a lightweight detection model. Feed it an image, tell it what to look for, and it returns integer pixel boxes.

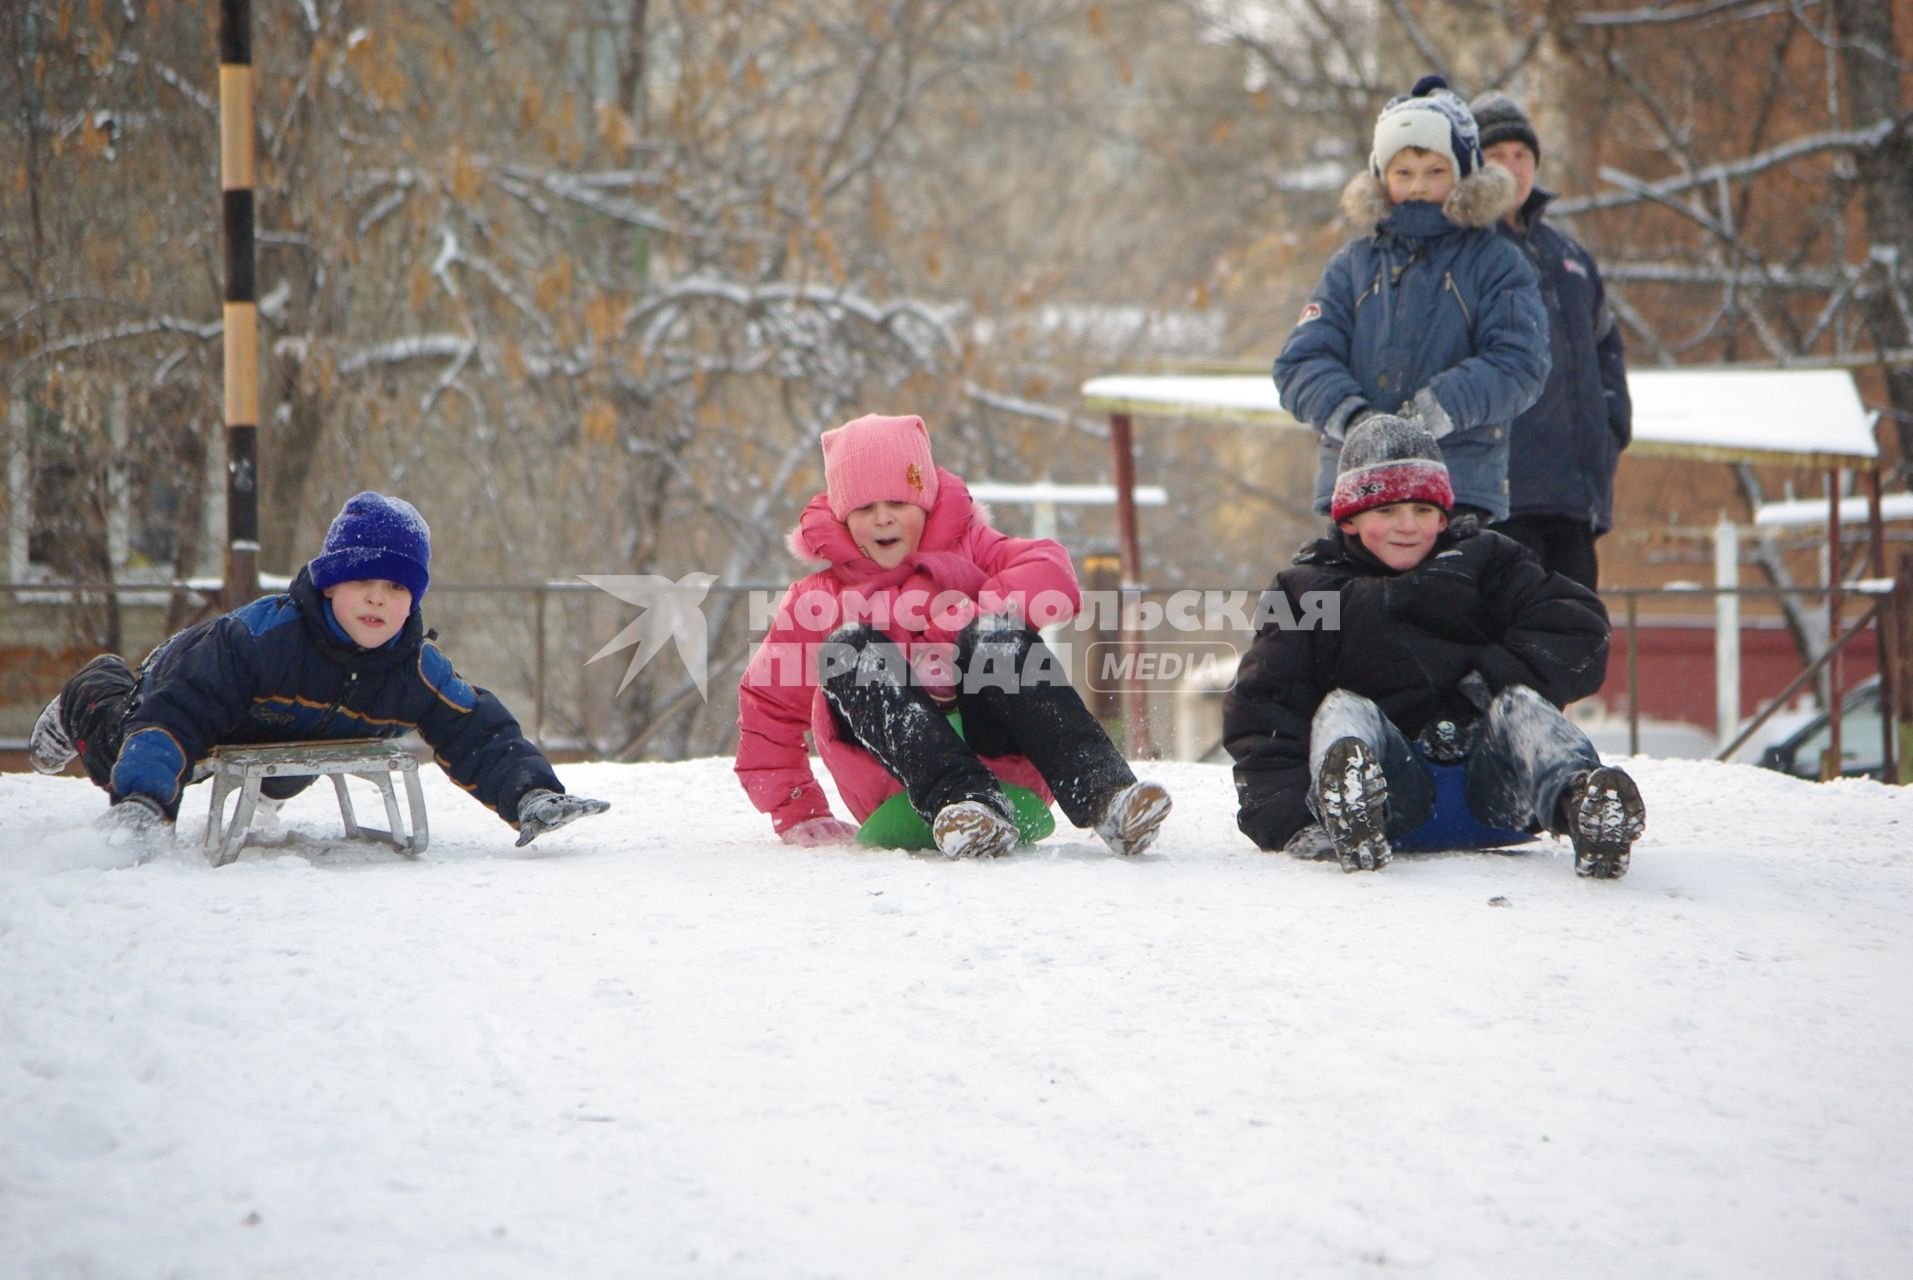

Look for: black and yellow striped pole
[219,0,259,607]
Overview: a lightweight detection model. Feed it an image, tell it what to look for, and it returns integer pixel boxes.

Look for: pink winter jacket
[735,470,1083,834]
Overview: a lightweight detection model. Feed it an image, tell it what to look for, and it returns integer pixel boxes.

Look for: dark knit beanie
[1370,74,1482,179]
[1469,91,1540,161]
[1331,415,1455,520]
[307,492,432,604]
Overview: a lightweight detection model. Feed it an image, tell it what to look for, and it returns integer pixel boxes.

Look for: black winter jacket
[1494,188,1631,532]
[1222,524,1609,851]
[111,568,561,822]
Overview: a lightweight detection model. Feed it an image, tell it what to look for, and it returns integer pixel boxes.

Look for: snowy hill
[3,756,1910,1279]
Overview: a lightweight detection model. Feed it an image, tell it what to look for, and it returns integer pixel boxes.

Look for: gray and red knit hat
[1331,415,1454,521]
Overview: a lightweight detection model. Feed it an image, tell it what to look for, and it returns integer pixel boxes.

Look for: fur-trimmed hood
[1339,165,1517,232]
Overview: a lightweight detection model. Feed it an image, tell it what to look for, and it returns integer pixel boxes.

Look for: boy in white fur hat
[1275,74,1551,527]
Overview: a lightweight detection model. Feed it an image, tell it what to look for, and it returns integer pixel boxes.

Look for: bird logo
[582,572,717,697]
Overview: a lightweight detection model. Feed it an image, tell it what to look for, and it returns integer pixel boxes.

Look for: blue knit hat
[308,492,432,604]
[1370,75,1482,179]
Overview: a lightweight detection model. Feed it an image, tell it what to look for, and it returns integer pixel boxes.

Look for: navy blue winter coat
[1493,187,1631,533]
[1274,170,1551,519]
[111,567,561,822]
[1222,524,1609,851]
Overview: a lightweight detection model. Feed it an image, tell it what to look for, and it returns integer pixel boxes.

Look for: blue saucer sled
[853,711,1056,850]
[1390,758,1537,853]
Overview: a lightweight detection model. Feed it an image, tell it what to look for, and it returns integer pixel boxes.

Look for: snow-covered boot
[1564,766,1644,879]
[28,691,76,775]
[1093,780,1173,857]
[932,796,1018,860]
[1317,736,1390,872]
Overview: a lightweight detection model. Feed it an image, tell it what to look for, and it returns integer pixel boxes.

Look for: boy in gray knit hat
[1224,415,1646,878]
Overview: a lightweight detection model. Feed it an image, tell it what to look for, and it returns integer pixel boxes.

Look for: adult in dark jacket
[1274,75,1551,522]
[28,491,607,849]
[1472,91,1632,589]
[1223,415,1643,877]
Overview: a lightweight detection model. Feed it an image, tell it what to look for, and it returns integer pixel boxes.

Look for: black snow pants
[820,617,1135,827]
[60,653,317,801]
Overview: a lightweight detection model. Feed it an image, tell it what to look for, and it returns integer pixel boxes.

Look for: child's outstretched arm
[1273,247,1372,443]
[411,642,604,841]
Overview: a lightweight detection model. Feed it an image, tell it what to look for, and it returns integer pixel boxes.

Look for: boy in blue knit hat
[1274,75,1552,525]
[28,492,607,850]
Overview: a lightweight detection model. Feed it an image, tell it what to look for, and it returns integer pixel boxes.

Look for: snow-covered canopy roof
[1753,491,1913,528]
[1079,368,1880,469]
[968,482,1168,506]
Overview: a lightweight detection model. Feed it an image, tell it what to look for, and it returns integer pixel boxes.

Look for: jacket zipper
[314,671,359,736]
[1443,271,1472,327]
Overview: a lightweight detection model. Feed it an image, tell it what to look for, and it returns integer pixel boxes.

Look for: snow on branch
[1574,0,1779,27]
[17,316,222,365]
[1601,263,1848,289]
[113,52,216,115]
[494,165,697,238]
[1556,119,1897,215]
[964,382,1071,426]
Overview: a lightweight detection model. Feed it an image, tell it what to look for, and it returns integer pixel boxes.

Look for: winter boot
[28,691,76,775]
[1317,736,1391,872]
[1564,766,1645,879]
[931,796,1019,860]
[1092,780,1173,857]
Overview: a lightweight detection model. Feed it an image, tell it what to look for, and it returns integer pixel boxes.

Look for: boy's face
[1483,140,1538,214]
[1338,503,1450,571]
[845,500,927,568]
[324,579,413,647]
[1383,147,1456,206]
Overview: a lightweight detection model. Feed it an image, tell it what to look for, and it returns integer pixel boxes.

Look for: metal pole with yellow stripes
[219,0,260,608]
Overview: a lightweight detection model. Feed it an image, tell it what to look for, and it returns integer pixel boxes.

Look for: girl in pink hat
[736,413,1170,859]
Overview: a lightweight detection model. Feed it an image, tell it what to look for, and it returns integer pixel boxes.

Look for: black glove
[514,788,610,847]
[1414,715,1480,764]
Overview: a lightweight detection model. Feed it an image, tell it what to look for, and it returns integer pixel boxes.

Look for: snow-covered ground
[3,755,1909,1279]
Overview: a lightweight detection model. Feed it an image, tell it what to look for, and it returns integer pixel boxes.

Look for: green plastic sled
[853,711,1056,850]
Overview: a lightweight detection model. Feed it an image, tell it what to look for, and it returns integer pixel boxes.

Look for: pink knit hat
[821,413,940,520]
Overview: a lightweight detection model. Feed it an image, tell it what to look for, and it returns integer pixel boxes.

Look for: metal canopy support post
[1866,471,1897,779]
[1823,470,1844,779]
[1714,516,1739,748]
[1108,412,1151,758]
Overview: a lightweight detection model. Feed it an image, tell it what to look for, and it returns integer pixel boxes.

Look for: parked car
[1747,676,1888,781]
